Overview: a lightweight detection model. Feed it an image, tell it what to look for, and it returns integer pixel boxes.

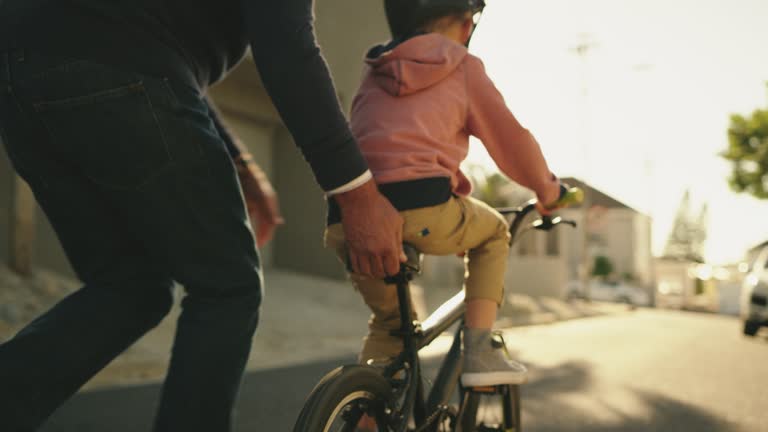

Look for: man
[0,0,404,430]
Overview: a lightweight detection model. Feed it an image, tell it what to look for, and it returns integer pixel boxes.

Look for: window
[546,228,560,257]
[518,231,539,256]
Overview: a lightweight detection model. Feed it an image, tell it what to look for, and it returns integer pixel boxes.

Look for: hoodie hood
[365,34,468,97]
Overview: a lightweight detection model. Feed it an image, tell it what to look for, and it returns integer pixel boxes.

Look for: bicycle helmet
[384,0,486,42]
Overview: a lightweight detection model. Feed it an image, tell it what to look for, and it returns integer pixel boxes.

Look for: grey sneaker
[461,328,528,387]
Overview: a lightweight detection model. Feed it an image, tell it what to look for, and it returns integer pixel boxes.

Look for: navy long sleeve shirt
[0,0,368,191]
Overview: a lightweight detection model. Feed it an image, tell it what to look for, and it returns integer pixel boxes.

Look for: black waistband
[327,177,452,226]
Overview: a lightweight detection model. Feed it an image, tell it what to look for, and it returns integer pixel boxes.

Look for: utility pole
[570,35,598,301]
[633,63,657,305]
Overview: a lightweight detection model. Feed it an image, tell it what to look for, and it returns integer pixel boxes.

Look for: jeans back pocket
[27,61,172,190]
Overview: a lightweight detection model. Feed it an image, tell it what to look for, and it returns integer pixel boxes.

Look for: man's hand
[236,155,285,247]
[334,180,407,278]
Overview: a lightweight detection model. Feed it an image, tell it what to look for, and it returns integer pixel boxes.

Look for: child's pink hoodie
[351,34,558,199]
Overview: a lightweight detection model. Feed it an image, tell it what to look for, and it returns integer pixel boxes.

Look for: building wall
[632,212,654,287]
[506,256,568,298]
[561,209,585,281]
[272,127,344,277]
[558,207,653,289]
[590,209,633,278]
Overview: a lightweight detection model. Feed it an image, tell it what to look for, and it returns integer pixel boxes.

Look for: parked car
[741,246,768,336]
[566,280,651,306]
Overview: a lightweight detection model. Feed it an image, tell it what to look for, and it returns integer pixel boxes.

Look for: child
[325,0,561,387]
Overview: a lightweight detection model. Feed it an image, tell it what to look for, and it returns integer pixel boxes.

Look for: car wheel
[743,319,760,337]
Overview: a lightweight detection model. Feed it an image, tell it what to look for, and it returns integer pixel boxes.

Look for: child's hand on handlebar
[535,182,565,216]
[537,183,584,216]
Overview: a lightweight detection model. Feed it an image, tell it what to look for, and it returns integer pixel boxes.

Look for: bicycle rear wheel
[293,365,395,432]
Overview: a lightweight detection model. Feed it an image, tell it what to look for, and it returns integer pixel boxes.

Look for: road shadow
[521,387,740,432]
[474,360,741,432]
[41,355,356,432]
[41,356,741,432]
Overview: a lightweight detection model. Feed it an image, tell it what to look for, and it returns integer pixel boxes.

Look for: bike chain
[411,405,453,432]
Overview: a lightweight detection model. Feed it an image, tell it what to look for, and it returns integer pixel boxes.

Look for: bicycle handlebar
[497,186,584,245]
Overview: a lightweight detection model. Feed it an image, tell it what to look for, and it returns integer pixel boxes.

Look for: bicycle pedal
[476,425,509,432]
[468,385,504,394]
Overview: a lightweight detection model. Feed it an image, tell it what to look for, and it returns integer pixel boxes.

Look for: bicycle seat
[383,243,422,284]
[401,243,423,274]
[345,243,422,280]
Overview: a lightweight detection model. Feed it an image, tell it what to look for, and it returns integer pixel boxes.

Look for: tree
[663,190,707,263]
[592,255,614,278]
[722,106,768,199]
[464,163,528,208]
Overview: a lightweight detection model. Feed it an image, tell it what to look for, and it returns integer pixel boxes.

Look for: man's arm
[204,97,245,159]
[240,0,366,191]
[205,97,284,246]
[240,0,405,277]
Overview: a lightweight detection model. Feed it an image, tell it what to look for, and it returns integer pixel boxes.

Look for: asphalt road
[41,309,768,432]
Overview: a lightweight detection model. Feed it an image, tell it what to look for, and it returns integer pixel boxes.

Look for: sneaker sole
[461,371,528,387]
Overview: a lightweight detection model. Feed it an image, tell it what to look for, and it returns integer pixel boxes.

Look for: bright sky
[465,0,768,264]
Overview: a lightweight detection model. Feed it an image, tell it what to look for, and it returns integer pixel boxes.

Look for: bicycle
[293,187,584,432]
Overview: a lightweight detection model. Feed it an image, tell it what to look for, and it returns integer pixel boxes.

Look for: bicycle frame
[378,199,558,432]
[379,276,465,432]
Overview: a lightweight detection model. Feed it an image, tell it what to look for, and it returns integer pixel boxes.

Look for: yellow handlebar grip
[545,187,584,210]
[560,187,584,206]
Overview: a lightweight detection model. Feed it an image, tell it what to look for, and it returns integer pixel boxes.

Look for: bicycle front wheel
[293,365,395,432]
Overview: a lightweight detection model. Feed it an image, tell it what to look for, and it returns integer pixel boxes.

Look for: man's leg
[0,51,175,431]
[3,52,262,431]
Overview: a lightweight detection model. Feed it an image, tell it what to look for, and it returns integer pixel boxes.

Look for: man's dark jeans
[0,50,263,431]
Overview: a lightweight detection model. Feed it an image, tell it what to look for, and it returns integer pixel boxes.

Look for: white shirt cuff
[325,170,373,196]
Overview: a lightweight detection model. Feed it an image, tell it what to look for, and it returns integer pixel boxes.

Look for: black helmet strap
[465,8,483,47]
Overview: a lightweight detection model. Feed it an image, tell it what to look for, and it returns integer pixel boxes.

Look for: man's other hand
[237,157,285,247]
[334,180,406,278]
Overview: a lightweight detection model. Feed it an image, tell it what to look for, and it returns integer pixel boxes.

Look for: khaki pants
[325,195,510,364]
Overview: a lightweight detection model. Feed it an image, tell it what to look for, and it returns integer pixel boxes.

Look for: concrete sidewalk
[0,266,628,391]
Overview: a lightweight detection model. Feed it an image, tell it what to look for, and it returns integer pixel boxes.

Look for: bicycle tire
[293,365,394,432]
